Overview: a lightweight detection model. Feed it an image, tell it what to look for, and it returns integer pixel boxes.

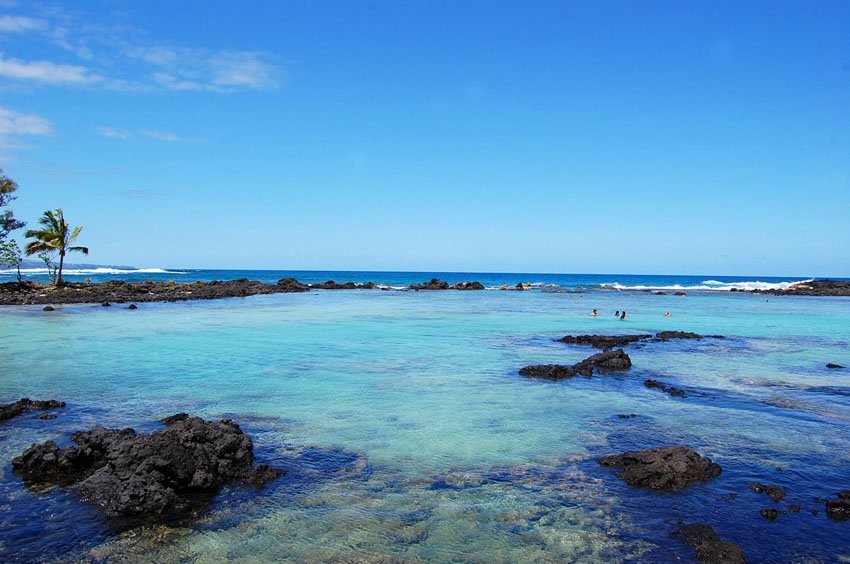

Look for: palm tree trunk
[57,251,65,286]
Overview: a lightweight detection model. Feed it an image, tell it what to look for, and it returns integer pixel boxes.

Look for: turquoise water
[2,282,850,561]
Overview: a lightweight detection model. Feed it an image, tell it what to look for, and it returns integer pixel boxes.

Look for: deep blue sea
[1,269,849,561]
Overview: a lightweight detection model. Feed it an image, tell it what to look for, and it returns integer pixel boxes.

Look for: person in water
[620,311,627,320]
[664,311,671,317]
[591,309,598,316]
[615,310,620,317]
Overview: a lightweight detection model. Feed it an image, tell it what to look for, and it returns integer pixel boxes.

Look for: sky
[0,0,848,276]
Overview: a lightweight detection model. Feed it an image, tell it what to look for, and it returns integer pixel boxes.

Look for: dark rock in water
[42,305,54,311]
[617,413,637,419]
[826,490,850,521]
[0,398,66,423]
[449,281,485,290]
[557,334,652,349]
[644,379,687,398]
[747,483,786,502]
[520,349,631,380]
[309,280,376,290]
[12,415,282,524]
[789,504,801,513]
[598,446,722,490]
[826,363,845,369]
[760,508,779,521]
[752,279,850,297]
[519,364,582,379]
[276,277,310,292]
[656,331,700,340]
[653,291,667,295]
[161,412,189,425]
[101,301,111,307]
[127,304,138,310]
[37,413,57,420]
[673,523,747,563]
[408,278,450,290]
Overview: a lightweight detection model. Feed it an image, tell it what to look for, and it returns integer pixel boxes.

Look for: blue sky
[1,1,848,276]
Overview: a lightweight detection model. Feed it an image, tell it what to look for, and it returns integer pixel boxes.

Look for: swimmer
[591,309,598,316]
[620,310,627,321]
[615,310,620,317]
[664,311,671,317]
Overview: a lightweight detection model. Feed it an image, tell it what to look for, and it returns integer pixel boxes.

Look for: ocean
[1,269,849,561]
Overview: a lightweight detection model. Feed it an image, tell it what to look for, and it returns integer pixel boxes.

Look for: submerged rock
[644,379,687,398]
[760,508,779,521]
[128,304,138,310]
[557,334,652,349]
[655,331,721,341]
[519,349,631,380]
[826,490,850,521]
[826,363,845,369]
[42,305,54,311]
[598,446,722,491]
[12,415,282,524]
[673,523,746,563]
[747,483,786,502]
[0,398,65,423]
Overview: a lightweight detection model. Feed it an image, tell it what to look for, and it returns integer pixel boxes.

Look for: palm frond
[68,246,89,255]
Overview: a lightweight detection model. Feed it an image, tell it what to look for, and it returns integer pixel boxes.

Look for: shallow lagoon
[2,287,849,561]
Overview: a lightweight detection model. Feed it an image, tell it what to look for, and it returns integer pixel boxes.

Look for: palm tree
[25,208,89,286]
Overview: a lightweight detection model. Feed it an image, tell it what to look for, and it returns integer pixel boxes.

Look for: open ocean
[1,269,849,561]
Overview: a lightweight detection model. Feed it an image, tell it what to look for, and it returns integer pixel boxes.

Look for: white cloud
[96,126,204,143]
[0,14,46,32]
[0,7,280,93]
[0,105,53,135]
[95,126,132,139]
[0,53,100,84]
[140,129,205,142]
[0,105,52,160]
[209,51,277,90]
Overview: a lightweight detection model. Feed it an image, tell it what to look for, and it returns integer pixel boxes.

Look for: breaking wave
[601,279,813,292]
[0,267,188,276]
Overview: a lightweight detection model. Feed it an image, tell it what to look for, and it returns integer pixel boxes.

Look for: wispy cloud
[0,53,100,84]
[94,126,132,140]
[0,14,46,32]
[96,126,204,143]
[0,105,52,159]
[0,6,280,92]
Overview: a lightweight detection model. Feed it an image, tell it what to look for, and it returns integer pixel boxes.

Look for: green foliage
[0,169,25,239]
[0,239,24,283]
[25,208,89,286]
[37,251,59,285]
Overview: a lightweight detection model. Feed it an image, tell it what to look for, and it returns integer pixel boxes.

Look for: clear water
[1,272,849,561]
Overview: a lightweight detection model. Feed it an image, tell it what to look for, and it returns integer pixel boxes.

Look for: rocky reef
[0,398,65,423]
[644,379,687,398]
[598,446,722,491]
[12,414,281,525]
[826,490,850,521]
[519,349,631,380]
[751,279,850,296]
[407,278,484,290]
[673,523,746,563]
[557,334,652,349]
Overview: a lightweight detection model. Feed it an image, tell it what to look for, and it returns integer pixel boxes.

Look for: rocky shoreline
[748,279,850,296]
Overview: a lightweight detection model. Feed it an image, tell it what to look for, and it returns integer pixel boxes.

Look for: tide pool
[1,287,849,561]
